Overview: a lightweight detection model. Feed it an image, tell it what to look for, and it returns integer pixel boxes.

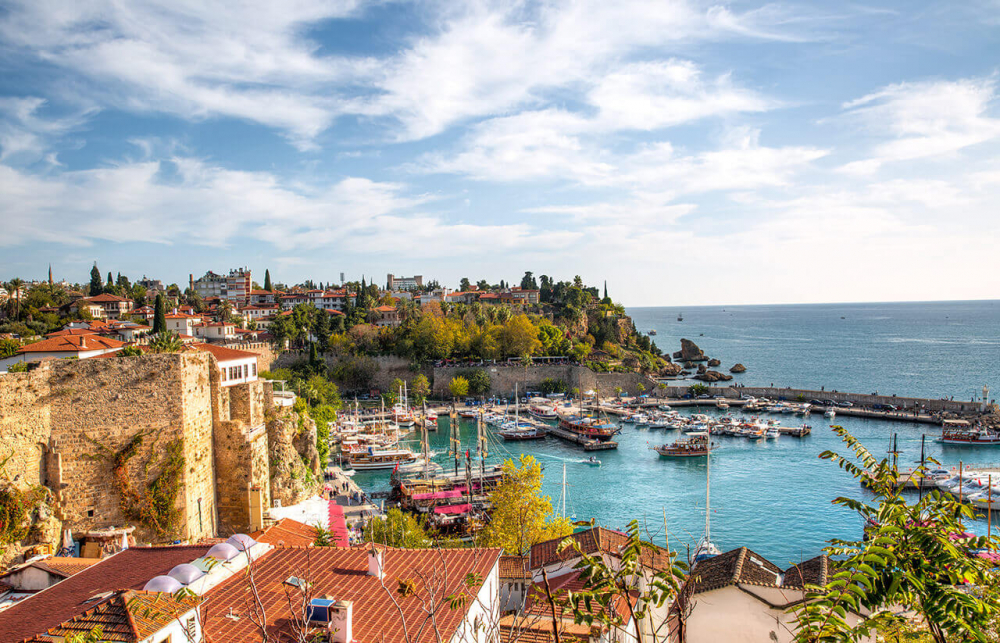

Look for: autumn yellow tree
[448,375,469,399]
[500,314,542,358]
[480,454,572,555]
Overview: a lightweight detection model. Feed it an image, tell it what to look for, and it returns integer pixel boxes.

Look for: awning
[433,503,471,515]
[412,489,465,501]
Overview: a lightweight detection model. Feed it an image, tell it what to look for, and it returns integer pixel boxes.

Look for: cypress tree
[89,264,102,296]
[604,281,608,300]
[264,269,272,292]
[153,293,166,334]
[107,272,113,288]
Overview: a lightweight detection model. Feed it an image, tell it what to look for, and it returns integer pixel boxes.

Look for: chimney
[328,600,353,643]
[367,546,383,580]
[79,335,87,350]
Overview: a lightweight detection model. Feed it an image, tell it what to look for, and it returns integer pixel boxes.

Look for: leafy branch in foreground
[556,519,687,642]
[792,426,999,643]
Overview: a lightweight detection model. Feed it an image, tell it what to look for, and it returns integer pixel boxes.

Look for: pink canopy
[412,489,465,501]
[327,501,349,547]
[433,504,471,515]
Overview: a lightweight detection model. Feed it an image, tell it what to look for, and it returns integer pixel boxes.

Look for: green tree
[688,383,710,397]
[264,269,272,292]
[152,293,167,334]
[148,330,182,353]
[0,337,19,359]
[411,374,431,404]
[459,277,471,291]
[481,454,572,555]
[467,369,491,396]
[106,271,113,290]
[448,375,469,399]
[89,264,102,296]
[119,345,143,357]
[363,508,431,547]
[559,519,686,643]
[792,427,1000,643]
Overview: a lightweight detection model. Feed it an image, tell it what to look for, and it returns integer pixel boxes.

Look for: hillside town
[0,264,996,643]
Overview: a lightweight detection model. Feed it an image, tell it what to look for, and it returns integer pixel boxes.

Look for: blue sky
[1,0,999,305]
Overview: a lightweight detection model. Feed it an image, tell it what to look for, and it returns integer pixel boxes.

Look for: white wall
[450,559,499,643]
[219,357,258,387]
[0,348,121,372]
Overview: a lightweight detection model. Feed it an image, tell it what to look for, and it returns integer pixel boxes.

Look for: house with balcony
[374,304,402,327]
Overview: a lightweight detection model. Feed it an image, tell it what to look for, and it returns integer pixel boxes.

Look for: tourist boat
[528,403,559,421]
[677,313,684,322]
[558,414,620,441]
[647,329,657,336]
[937,420,1000,446]
[968,488,1000,510]
[765,428,780,439]
[459,409,479,419]
[348,447,418,470]
[716,400,729,409]
[582,456,601,466]
[397,458,443,477]
[653,432,714,457]
[499,425,546,441]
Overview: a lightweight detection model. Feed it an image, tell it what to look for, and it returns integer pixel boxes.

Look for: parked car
[697,394,711,399]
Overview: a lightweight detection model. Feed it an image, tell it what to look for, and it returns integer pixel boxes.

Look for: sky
[1,0,999,306]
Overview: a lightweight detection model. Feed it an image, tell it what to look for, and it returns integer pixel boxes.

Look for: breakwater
[651,385,981,414]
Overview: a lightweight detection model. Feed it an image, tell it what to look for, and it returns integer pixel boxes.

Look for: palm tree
[497,305,513,324]
[8,277,24,320]
[149,331,183,353]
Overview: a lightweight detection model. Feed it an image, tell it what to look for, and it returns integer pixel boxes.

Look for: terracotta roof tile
[17,335,125,354]
[190,343,259,362]
[202,546,500,643]
[528,527,670,571]
[251,519,317,548]
[688,548,827,594]
[0,545,210,643]
[40,589,200,643]
[499,555,530,579]
[29,557,101,579]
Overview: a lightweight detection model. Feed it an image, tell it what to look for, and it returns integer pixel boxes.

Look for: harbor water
[351,300,1000,566]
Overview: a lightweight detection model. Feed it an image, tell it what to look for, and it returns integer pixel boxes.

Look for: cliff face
[267,410,322,507]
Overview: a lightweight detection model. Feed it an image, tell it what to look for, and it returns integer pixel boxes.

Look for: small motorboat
[582,456,601,467]
[825,409,836,419]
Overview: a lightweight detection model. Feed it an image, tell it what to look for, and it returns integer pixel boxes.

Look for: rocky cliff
[267,410,322,507]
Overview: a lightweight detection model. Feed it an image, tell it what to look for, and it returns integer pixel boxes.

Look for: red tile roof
[202,546,500,643]
[33,589,200,642]
[375,305,397,312]
[46,328,99,338]
[529,527,669,571]
[189,343,259,363]
[499,555,530,579]
[687,548,828,594]
[28,557,101,579]
[81,294,132,303]
[251,519,318,548]
[0,545,210,643]
[17,335,125,354]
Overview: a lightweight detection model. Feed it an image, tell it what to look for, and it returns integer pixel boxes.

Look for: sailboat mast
[562,463,567,519]
[705,444,711,543]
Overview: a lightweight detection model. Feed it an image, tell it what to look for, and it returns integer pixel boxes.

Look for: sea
[350,300,1000,567]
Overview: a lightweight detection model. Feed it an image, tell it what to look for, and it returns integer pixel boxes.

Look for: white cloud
[0,97,94,162]
[838,77,1000,174]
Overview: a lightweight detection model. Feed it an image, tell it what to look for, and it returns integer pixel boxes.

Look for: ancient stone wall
[39,354,215,543]
[431,364,658,398]
[0,366,52,486]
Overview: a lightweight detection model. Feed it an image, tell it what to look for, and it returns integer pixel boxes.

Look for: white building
[387,273,423,291]
[166,312,203,336]
[190,343,259,387]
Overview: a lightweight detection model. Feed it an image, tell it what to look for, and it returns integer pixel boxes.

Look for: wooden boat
[528,403,559,420]
[348,447,418,470]
[499,426,546,440]
[558,415,619,441]
[654,432,714,458]
[938,420,1000,446]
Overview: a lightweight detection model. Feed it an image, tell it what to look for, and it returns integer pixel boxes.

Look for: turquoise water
[351,301,1000,566]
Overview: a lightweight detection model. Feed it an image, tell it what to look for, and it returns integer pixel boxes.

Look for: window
[186,616,197,639]
[221,368,227,382]
[243,364,248,378]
